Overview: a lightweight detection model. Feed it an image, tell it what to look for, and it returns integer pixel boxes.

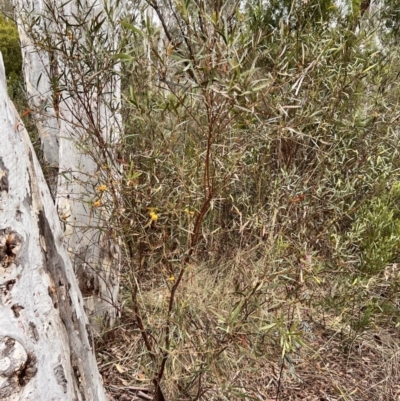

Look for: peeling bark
[0,52,106,400]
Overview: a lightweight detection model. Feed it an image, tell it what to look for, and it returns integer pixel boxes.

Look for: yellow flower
[97,185,107,192]
[184,208,194,216]
[93,200,102,207]
[168,276,175,282]
[149,211,158,221]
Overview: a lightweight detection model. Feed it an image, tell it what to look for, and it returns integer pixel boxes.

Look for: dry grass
[97,246,400,401]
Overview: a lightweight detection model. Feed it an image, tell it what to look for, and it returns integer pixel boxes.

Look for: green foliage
[381,0,400,39]
[246,0,336,33]
[350,183,400,275]
[333,183,400,333]
[0,14,23,98]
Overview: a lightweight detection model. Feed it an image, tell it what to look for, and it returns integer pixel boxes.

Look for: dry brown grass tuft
[98,245,400,401]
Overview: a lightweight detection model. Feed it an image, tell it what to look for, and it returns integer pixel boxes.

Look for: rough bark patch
[0,158,8,194]
[54,364,68,393]
[0,230,23,268]
[28,322,39,343]
[0,337,37,397]
[11,304,25,318]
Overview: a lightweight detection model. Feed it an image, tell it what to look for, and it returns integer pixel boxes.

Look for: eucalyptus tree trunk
[0,52,106,401]
[15,0,121,330]
[16,0,60,170]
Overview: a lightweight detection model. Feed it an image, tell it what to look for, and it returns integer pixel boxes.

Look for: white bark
[16,0,60,168]
[0,52,106,400]
[55,0,121,329]
[15,0,121,329]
